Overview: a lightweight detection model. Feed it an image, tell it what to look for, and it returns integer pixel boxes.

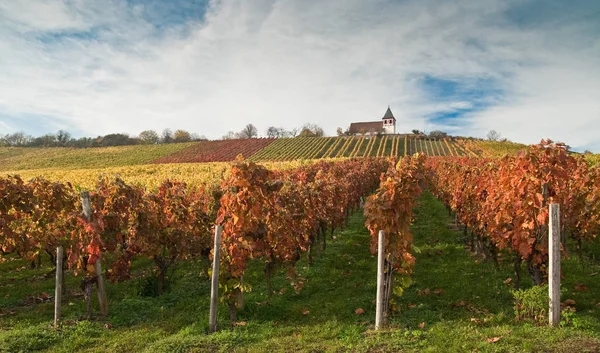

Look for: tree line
[0,129,207,148]
[1,123,326,148]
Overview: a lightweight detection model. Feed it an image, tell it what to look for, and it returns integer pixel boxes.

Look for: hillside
[0,143,194,171]
[0,135,529,172]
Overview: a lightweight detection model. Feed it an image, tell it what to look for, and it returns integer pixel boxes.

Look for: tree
[101,133,136,146]
[138,130,159,144]
[239,124,258,139]
[222,131,236,140]
[336,127,344,136]
[429,130,448,139]
[161,129,173,144]
[173,129,192,143]
[266,126,286,138]
[412,129,423,135]
[298,123,324,137]
[56,130,71,146]
[487,130,501,141]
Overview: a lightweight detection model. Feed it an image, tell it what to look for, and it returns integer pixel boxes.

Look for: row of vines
[0,157,391,324]
[361,140,600,323]
[425,140,600,288]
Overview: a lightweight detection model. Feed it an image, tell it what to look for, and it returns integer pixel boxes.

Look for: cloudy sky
[1,0,599,151]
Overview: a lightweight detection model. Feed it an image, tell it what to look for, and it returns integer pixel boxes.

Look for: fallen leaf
[574,283,588,292]
[470,318,483,324]
[563,299,576,306]
[487,336,503,343]
[418,322,426,329]
[293,332,301,338]
[301,309,310,315]
[433,288,445,295]
[354,308,365,315]
[504,278,512,285]
[408,303,417,308]
[235,321,247,326]
[418,288,431,296]
[452,300,467,308]
[104,323,112,329]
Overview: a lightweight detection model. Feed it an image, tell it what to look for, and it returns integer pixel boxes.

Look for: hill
[0,135,529,172]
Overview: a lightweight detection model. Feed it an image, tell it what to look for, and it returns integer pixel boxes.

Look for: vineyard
[152,138,275,164]
[2,160,318,191]
[249,135,480,161]
[1,141,599,352]
[0,143,195,171]
[1,136,530,173]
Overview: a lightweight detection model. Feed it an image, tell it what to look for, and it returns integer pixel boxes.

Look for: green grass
[1,192,598,352]
[0,143,195,171]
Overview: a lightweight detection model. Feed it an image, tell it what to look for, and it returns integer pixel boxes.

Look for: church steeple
[382,106,395,120]
[382,106,396,134]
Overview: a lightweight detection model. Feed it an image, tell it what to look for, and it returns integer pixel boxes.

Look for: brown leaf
[433,288,445,295]
[408,303,417,308]
[104,323,112,329]
[418,322,426,329]
[452,300,467,308]
[563,299,576,306]
[354,308,365,315]
[574,283,588,291]
[235,321,247,326]
[504,278,512,285]
[487,336,502,343]
[418,288,431,296]
[301,309,310,315]
[470,318,483,324]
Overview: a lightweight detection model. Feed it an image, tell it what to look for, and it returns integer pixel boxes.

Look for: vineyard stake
[209,225,223,333]
[95,260,109,316]
[549,203,561,327]
[375,230,385,330]
[54,245,63,327]
[81,191,109,317]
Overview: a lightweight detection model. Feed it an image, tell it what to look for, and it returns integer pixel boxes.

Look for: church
[347,107,396,135]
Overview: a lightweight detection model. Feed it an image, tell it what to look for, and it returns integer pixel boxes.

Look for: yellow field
[2,159,328,190]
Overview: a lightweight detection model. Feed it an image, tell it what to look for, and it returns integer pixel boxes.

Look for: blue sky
[0,0,599,151]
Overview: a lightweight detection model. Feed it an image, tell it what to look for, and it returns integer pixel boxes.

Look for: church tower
[382,106,396,134]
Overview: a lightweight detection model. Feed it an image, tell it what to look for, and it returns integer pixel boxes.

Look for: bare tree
[487,130,501,141]
[161,129,173,144]
[266,126,287,138]
[239,124,258,139]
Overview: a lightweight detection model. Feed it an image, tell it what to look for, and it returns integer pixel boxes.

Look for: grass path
[1,192,599,352]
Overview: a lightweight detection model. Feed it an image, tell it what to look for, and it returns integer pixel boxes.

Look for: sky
[0,0,599,151]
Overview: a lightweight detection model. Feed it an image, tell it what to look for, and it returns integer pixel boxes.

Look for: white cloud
[0,0,599,151]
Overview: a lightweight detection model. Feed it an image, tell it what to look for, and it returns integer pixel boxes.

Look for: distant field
[3,160,320,190]
[0,136,531,171]
[152,138,275,164]
[0,143,194,171]
[586,154,600,166]
[249,135,477,161]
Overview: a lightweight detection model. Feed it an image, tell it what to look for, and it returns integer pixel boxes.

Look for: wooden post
[549,203,561,327]
[80,191,109,317]
[209,225,223,333]
[375,230,385,330]
[54,246,64,327]
[95,260,109,316]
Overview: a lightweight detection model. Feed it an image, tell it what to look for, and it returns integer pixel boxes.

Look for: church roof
[348,121,384,134]
[382,106,395,120]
